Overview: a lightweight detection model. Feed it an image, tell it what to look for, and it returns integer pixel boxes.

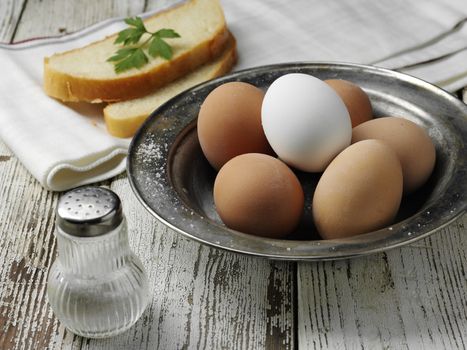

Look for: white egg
[261,73,352,172]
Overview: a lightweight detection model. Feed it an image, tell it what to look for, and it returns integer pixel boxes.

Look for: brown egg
[197,82,273,170]
[312,140,403,239]
[214,153,304,238]
[351,117,436,193]
[325,79,372,127]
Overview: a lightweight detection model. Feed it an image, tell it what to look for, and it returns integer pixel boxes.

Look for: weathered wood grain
[0,0,27,43]
[12,0,142,39]
[12,0,180,40]
[0,140,59,350]
[298,214,467,350]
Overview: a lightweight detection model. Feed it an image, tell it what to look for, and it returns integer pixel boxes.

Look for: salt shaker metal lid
[56,186,123,237]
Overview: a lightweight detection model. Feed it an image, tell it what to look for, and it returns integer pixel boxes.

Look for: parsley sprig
[107,17,181,73]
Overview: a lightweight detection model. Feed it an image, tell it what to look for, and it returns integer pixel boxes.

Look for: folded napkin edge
[45,148,128,192]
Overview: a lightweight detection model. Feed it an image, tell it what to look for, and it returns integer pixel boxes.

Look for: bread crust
[104,34,237,138]
[43,0,229,103]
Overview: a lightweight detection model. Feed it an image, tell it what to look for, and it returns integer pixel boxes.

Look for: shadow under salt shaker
[47,186,150,338]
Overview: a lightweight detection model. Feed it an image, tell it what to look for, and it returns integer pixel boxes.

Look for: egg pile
[197,73,436,239]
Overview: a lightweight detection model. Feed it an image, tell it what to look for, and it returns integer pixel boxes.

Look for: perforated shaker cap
[56,186,123,237]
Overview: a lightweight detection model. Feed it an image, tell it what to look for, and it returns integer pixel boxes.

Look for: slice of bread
[44,0,228,103]
[104,33,237,138]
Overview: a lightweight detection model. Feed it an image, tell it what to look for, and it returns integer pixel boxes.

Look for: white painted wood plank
[12,0,143,39]
[0,0,26,42]
[12,0,181,39]
[298,214,467,350]
[387,216,467,349]
[0,152,60,349]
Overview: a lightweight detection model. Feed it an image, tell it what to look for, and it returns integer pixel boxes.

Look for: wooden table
[1,1,466,349]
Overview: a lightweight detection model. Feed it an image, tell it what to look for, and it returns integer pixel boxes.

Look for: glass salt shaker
[47,186,150,338]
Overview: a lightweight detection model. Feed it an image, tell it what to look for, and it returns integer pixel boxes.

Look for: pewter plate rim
[127,62,467,261]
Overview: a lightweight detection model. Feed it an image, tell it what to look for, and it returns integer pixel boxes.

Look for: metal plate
[127,62,467,261]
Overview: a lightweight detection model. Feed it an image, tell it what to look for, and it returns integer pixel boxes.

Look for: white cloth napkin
[0,11,163,191]
[1,0,467,191]
[223,0,467,89]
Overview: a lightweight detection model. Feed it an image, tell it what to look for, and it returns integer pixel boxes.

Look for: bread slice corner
[43,0,228,103]
[104,33,237,138]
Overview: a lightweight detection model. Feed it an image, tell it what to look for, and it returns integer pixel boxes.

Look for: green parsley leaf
[109,48,149,73]
[148,36,173,59]
[124,17,146,31]
[155,28,181,38]
[107,47,137,62]
[109,16,180,73]
[114,27,144,45]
